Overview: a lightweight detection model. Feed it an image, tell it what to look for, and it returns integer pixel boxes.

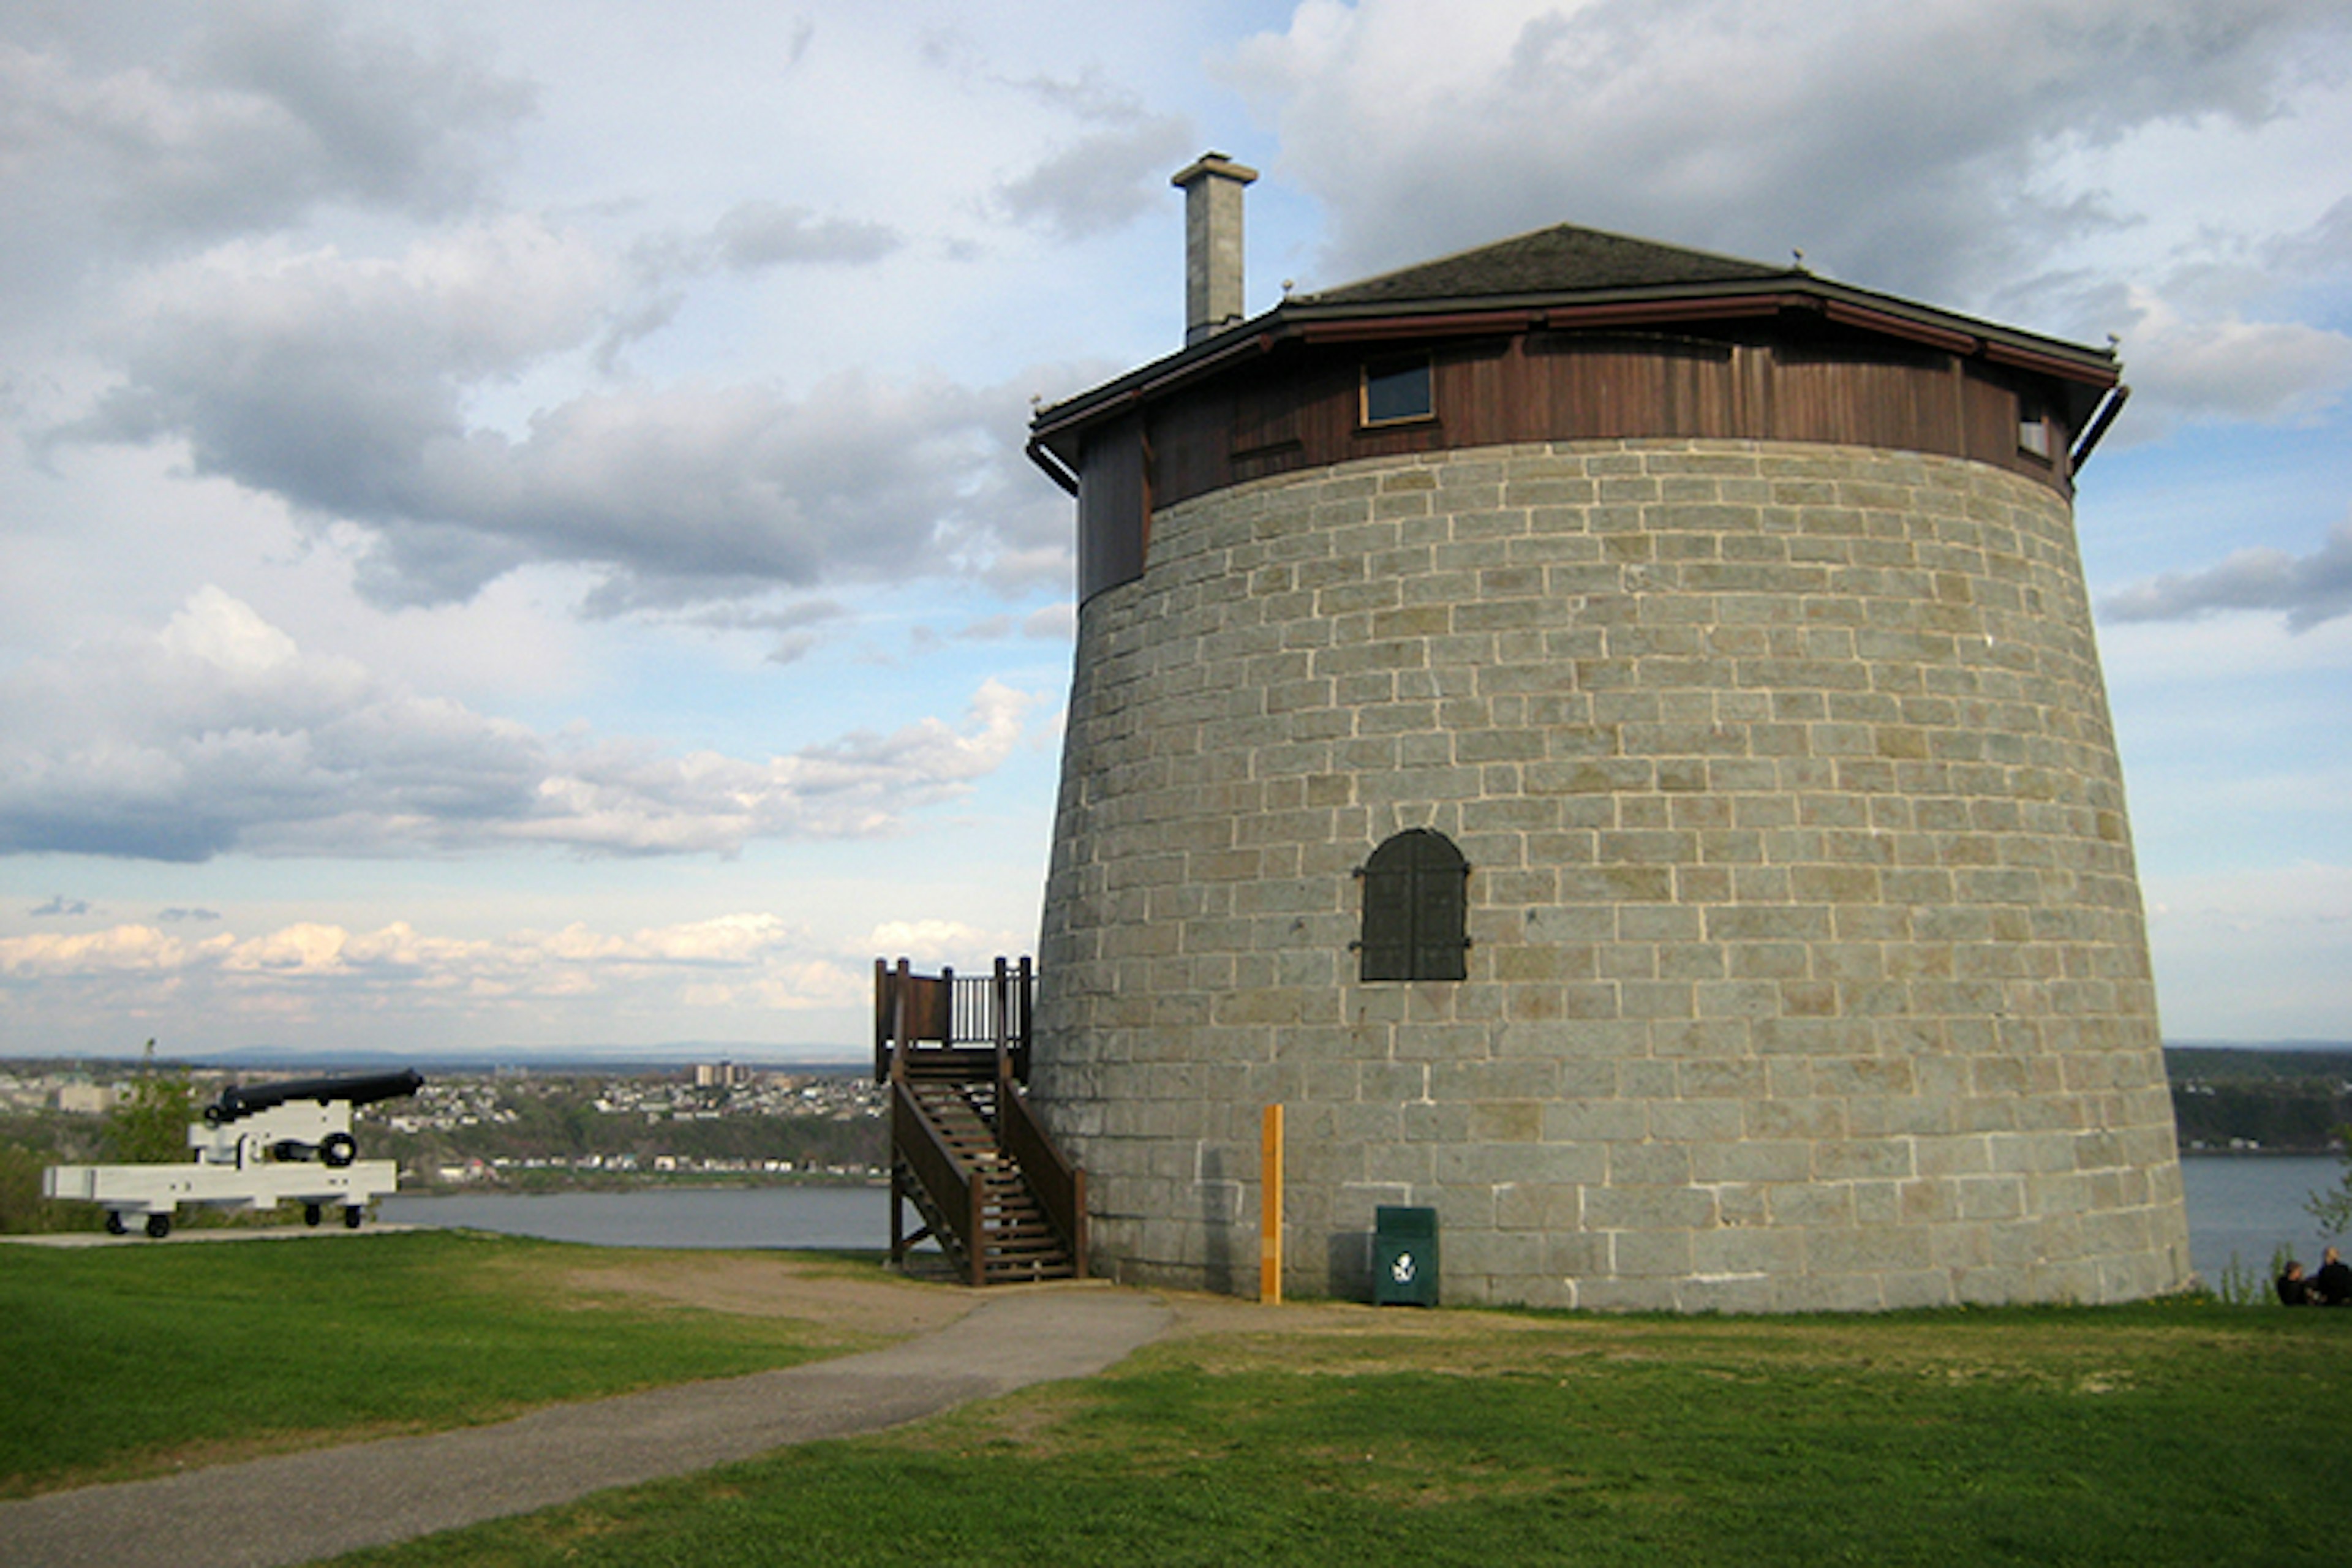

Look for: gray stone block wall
[1033,437,2193,1311]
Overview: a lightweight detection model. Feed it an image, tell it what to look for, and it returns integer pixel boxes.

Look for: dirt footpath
[571,1251,1566,1348]
[565,1251,977,1338]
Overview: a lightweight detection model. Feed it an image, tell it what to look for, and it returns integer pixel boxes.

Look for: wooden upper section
[1028,223,2127,603]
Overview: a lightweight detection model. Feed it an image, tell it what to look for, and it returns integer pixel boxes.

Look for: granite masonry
[1032,435,2193,1311]
[1022,162,2191,1311]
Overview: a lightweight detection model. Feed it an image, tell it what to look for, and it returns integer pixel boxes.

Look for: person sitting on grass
[2277,1261,2315,1305]
[2315,1246,2352,1306]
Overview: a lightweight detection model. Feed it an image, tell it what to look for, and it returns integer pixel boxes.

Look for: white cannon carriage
[44,1069,422,1238]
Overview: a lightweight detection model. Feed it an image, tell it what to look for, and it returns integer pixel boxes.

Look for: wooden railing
[1000,1078,1087,1277]
[874,956,1032,1084]
[889,1076,987,1287]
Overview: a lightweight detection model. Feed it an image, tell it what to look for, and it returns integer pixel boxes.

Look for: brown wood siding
[1128,329,2081,524]
[1770,342,1962,454]
[1071,325,2086,598]
[1963,366,2070,486]
[1077,414,1147,602]
[1525,334,1741,440]
[1147,391,1228,510]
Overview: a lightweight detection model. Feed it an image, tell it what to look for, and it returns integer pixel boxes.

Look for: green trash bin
[1373,1205,1439,1306]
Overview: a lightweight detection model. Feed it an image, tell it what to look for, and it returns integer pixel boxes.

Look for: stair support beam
[966,1165,987,1289]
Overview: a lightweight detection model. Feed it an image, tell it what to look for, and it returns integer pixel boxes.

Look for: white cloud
[949,605,1077,643]
[995,116,1197,241]
[870,918,1007,959]
[0,589,1047,861]
[513,676,1038,853]
[0,910,876,1035]
[1021,602,1077,640]
[0,2,532,311]
[52,221,1072,608]
[2265,195,2352,285]
[630,202,905,287]
[1223,0,2350,314]
[0,924,236,976]
[2103,515,2352,631]
[2097,609,2352,692]
[2113,290,2352,433]
[704,202,903,271]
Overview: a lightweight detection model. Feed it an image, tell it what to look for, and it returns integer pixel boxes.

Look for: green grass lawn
[0,1231,864,1496]
[326,1298,2352,1568]
[11,1234,2349,1567]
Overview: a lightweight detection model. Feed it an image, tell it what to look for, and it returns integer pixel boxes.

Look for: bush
[0,1145,84,1235]
[103,1048,195,1165]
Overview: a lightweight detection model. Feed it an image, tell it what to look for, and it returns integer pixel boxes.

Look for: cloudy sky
[4,0,2348,1063]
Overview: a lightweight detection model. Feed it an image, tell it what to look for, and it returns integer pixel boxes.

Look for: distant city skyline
[5,2,2350,1059]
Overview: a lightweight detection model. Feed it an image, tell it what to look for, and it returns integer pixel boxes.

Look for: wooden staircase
[877,958,1085,1287]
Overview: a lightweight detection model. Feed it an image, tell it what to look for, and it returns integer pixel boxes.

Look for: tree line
[2166,1048,2352,1154]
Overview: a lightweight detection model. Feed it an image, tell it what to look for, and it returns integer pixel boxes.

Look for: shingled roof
[1030,216,2120,468]
[1297,222,1795,307]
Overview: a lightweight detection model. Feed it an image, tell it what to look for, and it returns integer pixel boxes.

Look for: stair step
[894,1071,1080,1287]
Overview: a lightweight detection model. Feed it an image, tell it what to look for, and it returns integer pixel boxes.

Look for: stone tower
[1022,163,2192,1311]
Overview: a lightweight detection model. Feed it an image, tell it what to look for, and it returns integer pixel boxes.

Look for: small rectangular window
[1362,356,1434,427]
[2018,396,2052,460]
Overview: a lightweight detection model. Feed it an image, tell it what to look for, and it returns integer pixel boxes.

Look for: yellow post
[1259,1102,1284,1304]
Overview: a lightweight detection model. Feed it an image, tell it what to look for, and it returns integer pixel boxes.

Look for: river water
[377,1156,2348,1284]
[2174,1155,2344,1281]
[379,1185,891,1251]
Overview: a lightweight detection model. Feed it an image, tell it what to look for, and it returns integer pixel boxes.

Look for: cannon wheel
[104,1211,126,1236]
[304,1203,324,1227]
[342,1205,364,1229]
[145,1213,172,1240]
[320,1132,357,1168]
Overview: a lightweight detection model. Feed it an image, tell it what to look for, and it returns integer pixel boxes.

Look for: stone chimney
[1172,152,1257,345]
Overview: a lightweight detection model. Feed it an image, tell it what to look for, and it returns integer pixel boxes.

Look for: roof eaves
[1795,277,2120,383]
[1031,311,1287,446]
[1028,271,2120,456]
[1287,274,2117,382]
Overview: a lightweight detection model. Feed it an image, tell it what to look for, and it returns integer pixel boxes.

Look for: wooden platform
[875,958,1085,1286]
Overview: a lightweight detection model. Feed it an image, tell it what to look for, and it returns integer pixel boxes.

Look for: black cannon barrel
[206,1068,425,1125]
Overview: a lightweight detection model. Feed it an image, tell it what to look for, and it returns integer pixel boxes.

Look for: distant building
[56,1083,114,1115]
[1023,153,2192,1311]
[694,1061,750,1088]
